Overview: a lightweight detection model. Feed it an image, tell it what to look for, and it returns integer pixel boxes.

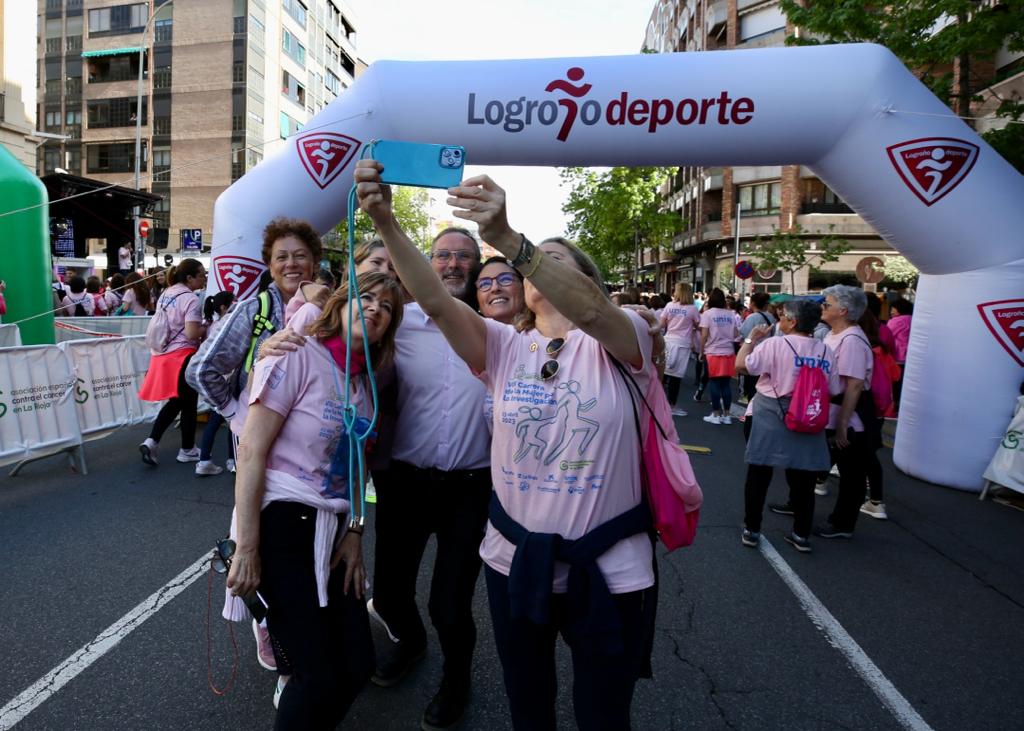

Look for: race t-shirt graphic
[213,255,264,300]
[977,299,1024,367]
[886,137,979,207]
[295,131,360,189]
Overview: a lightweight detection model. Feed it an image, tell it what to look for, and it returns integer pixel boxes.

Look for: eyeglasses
[821,302,833,310]
[476,272,518,292]
[211,538,235,574]
[540,337,565,380]
[431,250,477,264]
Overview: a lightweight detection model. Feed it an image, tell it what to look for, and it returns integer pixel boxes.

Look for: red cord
[206,564,239,696]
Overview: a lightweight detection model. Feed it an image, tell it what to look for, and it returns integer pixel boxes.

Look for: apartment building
[641,0,893,295]
[1,0,39,169]
[36,0,360,264]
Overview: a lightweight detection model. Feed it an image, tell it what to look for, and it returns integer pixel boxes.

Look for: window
[325,70,341,96]
[45,79,62,99]
[65,146,82,174]
[154,18,173,42]
[153,67,172,89]
[44,147,62,174]
[282,29,306,65]
[233,62,245,83]
[86,142,145,173]
[152,196,170,228]
[281,70,305,106]
[279,111,300,139]
[738,182,781,216]
[65,78,83,96]
[45,109,62,130]
[249,15,265,48]
[66,35,83,51]
[152,148,170,181]
[282,0,307,27]
[231,143,246,182]
[87,53,143,83]
[88,97,147,128]
[65,109,82,125]
[88,3,148,35]
[153,116,171,135]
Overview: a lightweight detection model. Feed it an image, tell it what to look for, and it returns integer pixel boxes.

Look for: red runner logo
[214,255,265,301]
[977,299,1024,367]
[886,137,978,207]
[295,132,360,189]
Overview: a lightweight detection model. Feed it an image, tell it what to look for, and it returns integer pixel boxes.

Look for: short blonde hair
[673,282,693,304]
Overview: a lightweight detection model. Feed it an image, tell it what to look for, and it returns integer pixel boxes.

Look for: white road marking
[759,537,935,731]
[0,552,211,730]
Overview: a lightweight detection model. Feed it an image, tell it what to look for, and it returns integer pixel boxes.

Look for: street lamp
[133,0,173,272]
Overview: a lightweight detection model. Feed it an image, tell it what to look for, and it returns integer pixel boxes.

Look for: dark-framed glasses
[540,338,566,381]
[211,538,236,574]
[431,250,476,264]
[476,272,518,292]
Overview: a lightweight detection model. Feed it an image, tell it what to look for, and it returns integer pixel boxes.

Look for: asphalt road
[1,401,1022,730]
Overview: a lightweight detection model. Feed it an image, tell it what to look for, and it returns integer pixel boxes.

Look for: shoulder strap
[609,357,671,442]
[243,291,277,373]
[759,311,771,326]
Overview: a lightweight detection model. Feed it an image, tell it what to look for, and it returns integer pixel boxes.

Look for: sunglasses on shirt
[540,337,566,380]
[476,272,518,292]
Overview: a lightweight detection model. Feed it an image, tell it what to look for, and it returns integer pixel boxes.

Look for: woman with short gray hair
[735,299,841,552]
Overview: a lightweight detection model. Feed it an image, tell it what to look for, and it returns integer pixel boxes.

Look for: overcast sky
[345,0,655,238]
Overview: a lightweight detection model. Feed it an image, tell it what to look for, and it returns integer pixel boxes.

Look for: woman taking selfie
[226,271,403,729]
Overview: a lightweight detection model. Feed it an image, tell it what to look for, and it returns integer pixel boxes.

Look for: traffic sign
[138,220,150,238]
[856,256,885,284]
[734,260,755,280]
[756,268,777,280]
[181,229,203,252]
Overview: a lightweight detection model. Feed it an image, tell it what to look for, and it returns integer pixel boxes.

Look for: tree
[327,186,432,270]
[881,254,920,288]
[560,166,682,280]
[749,223,850,293]
[779,0,1024,172]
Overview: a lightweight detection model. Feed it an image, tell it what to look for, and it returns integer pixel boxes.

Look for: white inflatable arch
[211,44,1024,492]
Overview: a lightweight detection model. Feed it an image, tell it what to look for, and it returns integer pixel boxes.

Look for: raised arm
[448,175,642,369]
[354,160,486,372]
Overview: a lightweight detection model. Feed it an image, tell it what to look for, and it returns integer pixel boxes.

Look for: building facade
[2,0,40,169]
[36,0,360,266]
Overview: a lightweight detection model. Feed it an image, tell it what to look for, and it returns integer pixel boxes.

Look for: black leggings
[148,354,198,449]
[664,375,683,407]
[744,464,817,538]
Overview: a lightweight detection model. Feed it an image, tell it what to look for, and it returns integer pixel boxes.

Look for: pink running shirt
[700,307,740,356]
[744,335,842,400]
[661,303,700,342]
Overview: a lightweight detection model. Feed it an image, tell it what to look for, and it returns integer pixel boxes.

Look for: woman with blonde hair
[660,282,701,416]
[226,271,403,727]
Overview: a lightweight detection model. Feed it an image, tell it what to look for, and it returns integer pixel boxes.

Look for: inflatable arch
[210,43,1024,492]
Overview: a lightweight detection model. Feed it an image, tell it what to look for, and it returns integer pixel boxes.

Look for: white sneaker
[139,438,158,466]
[226,458,236,473]
[860,500,888,520]
[195,460,224,476]
[671,408,688,417]
[720,415,733,425]
[367,597,400,643]
[814,484,829,497]
[272,675,289,709]
[176,447,201,463]
[702,414,722,425]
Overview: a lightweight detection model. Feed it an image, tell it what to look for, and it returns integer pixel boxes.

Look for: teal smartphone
[370,140,466,189]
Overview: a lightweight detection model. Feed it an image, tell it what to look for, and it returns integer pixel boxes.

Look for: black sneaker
[813,524,854,539]
[740,529,760,547]
[768,502,795,516]
[371,640,426,688]
[784,532,812,553]
[421,677,469,731]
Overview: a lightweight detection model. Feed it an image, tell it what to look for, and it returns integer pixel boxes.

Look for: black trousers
[148,353,198,449]
[259,501,375,731]
[744,464,816,538]
[485,566,652,731]
[827,428,868,532]
[371,461,491,684]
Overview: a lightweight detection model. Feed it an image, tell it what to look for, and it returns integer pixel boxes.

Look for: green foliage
[779,0,1024,172]
[881,255,920,288]
[328,185,432,268]
[982,100,1024,173]
[560,166,682,279]
[749,223,850,293]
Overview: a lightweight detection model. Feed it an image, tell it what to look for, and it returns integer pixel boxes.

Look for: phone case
[372,140,466,189]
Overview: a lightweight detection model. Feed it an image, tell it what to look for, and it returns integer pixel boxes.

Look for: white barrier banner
[0,324,21,348]
[0,345,82,468]
[54,316,152,343]
[60,335,159,437]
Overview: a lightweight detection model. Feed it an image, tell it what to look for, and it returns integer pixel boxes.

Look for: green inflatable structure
[0,144,54,345]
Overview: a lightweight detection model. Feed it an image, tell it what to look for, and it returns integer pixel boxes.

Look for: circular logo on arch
[886,137,979,207]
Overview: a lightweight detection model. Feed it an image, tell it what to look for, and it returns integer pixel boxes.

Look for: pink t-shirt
[744,335,842,399]
[478,309,655,594]
[156,284,203,353]
[700,307,740,355]
[887,314,911,362]
[661,303,700,342]
[248,334,369,502]
[824,326,874,432]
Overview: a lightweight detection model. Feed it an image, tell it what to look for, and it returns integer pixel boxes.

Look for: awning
[82,47,143,58]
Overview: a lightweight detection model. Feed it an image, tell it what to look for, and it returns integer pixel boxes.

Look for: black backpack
[72,297,88,317]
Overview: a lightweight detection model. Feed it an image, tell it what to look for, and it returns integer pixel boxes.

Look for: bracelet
[520,249,544,278]
[510,233,534,269]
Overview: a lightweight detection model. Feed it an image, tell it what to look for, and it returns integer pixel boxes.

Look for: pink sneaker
[253,619,277,671]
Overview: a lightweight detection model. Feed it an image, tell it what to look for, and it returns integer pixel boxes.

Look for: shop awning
[82,47,143,58]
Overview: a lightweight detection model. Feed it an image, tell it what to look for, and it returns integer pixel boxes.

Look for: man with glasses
[369,227,490,731]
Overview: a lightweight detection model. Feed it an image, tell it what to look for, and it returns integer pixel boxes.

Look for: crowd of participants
[120,160,916,729]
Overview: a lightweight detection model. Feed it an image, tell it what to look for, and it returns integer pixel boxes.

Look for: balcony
[65,124,82,139]
[801,202,854,215]
[66,35,82,52]
[45,37,63,55]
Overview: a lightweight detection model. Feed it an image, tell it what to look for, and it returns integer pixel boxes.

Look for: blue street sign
[181,229,202,251]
